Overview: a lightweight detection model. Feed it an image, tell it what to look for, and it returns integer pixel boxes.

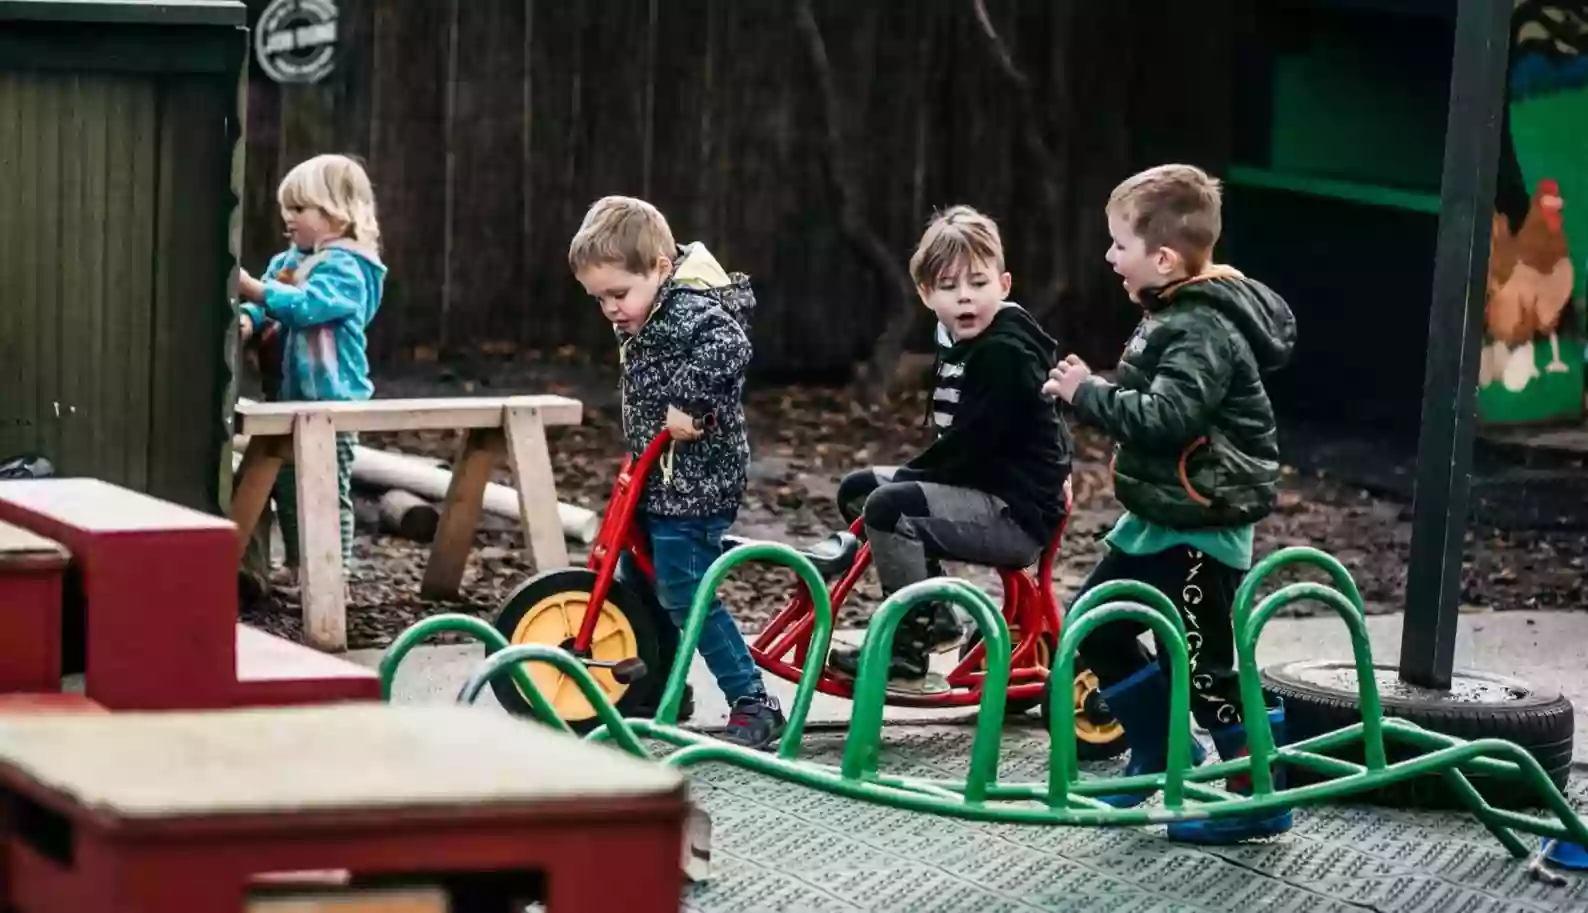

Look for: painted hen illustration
[1482,178,1574,391]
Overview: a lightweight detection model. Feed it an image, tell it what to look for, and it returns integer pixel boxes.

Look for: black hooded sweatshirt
[896,304,1074,543]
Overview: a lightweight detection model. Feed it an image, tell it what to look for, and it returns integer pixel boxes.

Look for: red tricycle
[490,430,1126,759]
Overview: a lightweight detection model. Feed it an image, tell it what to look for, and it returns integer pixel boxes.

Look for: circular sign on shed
[255,0,339,85]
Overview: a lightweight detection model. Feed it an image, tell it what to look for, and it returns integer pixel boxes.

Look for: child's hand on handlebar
[666,405,704,441]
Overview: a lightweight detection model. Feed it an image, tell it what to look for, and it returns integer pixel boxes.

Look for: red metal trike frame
[572,430,1071,709]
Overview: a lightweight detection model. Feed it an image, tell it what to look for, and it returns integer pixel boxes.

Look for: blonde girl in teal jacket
[238,154,386,585]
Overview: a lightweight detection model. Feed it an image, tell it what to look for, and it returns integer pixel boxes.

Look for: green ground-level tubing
[377,613,571,735]
[587,712,1588,852]
[1051,599,1194,810]
[663,540,836,762]
[457,643,651,759]
[842,577,1007,801]
[1231,547,1386,795]
[393,552,1588,865]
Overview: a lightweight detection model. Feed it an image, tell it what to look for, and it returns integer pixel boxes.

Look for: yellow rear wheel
[1042,662,1128,761]
[509,589,639,721]
[1070,669,1126,755]
[490,568,662,731]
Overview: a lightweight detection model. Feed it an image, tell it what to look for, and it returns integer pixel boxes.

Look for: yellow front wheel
[490,568,663,732]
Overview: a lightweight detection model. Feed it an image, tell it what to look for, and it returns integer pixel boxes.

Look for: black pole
[1400,0,1513,691]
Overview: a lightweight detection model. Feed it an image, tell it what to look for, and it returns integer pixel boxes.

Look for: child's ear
[916,284,933,306]
[653,255,673,278]
[1154,246,1184,277]
[998,271,1012,298]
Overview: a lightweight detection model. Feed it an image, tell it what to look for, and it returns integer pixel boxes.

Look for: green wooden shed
[0,0,248,513]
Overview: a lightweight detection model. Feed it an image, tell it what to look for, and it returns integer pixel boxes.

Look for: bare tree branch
[968,0,1071,325]
[794,0,922,403]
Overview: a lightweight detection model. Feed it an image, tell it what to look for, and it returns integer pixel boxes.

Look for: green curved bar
[457,643,650,759]
[1233,546,1364,629]
[1052,601,1194,809]
[1226,549,1368,796]
[392,548,1588,865]
[640,711,1588,842]
[665,540,835,762]
[841,577,1007,802]
[1236,581,1389,794]
[379,613,569,734]
[1065,578,1188,645]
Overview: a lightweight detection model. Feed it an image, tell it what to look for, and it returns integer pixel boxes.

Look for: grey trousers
[837,466,1043,599]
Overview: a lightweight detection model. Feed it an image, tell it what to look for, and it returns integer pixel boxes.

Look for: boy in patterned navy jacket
[569,195,784,749]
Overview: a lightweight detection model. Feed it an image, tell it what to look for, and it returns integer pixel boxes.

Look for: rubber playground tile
[680,724,1588,913]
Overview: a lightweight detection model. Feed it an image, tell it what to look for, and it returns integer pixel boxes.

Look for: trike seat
[722,531,861,580]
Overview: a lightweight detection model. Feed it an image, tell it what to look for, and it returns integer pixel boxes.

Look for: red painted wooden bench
[0,479,376,710]
[0,704,687,913]
[0,522,69,694]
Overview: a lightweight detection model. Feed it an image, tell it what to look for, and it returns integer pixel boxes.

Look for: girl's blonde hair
[277,154,381,252]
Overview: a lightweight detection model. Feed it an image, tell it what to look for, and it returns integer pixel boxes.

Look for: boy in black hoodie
[828,206,1074,687]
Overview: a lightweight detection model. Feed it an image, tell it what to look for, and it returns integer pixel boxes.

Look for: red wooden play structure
[0,478,378,712]
[0,477,686,912]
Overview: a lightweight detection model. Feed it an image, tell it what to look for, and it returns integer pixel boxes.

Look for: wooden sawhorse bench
[0,703,686,913]
[231,395,583,651]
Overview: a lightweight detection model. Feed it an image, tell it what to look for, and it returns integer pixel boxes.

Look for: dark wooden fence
[242,0,1243,383]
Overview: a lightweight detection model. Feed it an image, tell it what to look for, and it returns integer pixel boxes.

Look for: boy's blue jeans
[617,510,765,703]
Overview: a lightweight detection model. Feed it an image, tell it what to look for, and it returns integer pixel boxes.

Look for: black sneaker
[926,603,966,653]
[825,643,930,685]
[826,602,953,684]
[720,693,785,750]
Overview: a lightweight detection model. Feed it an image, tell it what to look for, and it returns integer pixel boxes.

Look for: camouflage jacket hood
[618,243,756,518]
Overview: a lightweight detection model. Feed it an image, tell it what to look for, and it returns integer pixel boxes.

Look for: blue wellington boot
[1167,704,1294,844]
[1096,664,1206,809]
[1544,839,1588,870]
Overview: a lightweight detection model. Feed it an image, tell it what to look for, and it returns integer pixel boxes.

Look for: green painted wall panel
[0,65,237,512]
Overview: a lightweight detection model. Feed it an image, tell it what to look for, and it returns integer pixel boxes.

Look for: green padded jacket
[1072,265,1297,529]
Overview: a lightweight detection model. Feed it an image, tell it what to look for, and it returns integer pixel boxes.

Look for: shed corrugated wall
[0,67,240,512]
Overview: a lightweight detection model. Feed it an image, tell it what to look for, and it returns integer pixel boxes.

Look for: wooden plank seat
[0,704,687,913]
[0,694,105,716]
[0,521,70,694]
[233,626,379,708]
[232,395,584,652]
[0,479,377,711]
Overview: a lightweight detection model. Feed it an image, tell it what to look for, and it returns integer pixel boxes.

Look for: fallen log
[379,489,440,542]
[231,435,601,544]
[348,445,600,543]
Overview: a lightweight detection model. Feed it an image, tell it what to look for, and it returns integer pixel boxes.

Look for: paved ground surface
[680,727,1588,913]
[360,611,1588,913]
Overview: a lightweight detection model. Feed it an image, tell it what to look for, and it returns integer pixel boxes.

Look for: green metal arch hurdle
[380,545,1588,857]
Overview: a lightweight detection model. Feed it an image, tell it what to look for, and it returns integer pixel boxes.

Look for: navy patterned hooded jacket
[618,243,755,518]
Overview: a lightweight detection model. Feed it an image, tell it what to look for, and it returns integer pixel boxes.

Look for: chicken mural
[1478,1,1588,424]
[1481,179,1573,391]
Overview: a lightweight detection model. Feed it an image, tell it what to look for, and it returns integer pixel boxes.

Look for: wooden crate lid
[0,478,233,534]
[0,704,684,820]
[0,518,68,569]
